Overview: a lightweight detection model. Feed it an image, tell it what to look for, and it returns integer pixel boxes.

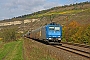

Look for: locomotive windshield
[49,27,54,30]
[49,26,60,31]
[55,27,60,31]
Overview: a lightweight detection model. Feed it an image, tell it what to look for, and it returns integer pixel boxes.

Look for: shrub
[1,28,17,42]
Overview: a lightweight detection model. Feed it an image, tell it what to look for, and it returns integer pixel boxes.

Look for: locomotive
[29,22,62,43]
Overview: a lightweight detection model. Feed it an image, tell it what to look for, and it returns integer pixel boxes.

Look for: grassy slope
[24,6,90,27]
[25,4,90,19]
[0,40,23,60]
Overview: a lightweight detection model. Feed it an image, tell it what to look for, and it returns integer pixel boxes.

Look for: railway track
[61,42,90,48]
[51,43,90,59]
[27,38,90,59]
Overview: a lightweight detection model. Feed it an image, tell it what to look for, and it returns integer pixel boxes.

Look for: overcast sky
[0,0,89,20]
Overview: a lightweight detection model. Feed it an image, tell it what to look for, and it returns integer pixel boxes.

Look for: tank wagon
[30,22,62,43]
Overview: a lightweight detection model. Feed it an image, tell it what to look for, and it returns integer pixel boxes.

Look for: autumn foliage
[62,21,90,45]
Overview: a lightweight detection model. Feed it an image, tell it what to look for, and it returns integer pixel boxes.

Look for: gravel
[26,38,90,60]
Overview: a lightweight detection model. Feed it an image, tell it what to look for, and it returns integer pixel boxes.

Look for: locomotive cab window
[49,27,54,30]
[55,27,60,31]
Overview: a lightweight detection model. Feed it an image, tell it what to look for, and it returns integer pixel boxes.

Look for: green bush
[1,28,17,42]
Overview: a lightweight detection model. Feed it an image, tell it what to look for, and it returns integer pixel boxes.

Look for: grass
[0,40,23,60]
[11,41,23,60]
[30,47,55,60]
[0,40,3,45]
[0,38,57,60]
[0,41,17,60]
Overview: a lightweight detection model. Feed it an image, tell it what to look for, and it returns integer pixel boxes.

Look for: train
[25,22,62,44]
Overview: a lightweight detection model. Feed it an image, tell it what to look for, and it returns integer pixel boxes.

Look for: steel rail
[52,44,90,58]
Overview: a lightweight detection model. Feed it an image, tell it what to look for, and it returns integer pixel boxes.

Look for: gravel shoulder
[23,38,90,60]
[23,38,60,60]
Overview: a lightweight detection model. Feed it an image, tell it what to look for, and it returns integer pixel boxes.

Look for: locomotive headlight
[58,38,61,40]
[58,36,60,37]
[49,38,52,40]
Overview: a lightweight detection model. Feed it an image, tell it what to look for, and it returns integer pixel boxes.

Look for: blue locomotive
[30,22,62,43]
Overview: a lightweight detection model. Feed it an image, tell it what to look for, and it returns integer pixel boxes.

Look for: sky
[0,0,90,20]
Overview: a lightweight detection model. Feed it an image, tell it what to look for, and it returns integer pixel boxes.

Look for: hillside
[0,1,90,45]
[0,2,90,25]
[22,2,90,30]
